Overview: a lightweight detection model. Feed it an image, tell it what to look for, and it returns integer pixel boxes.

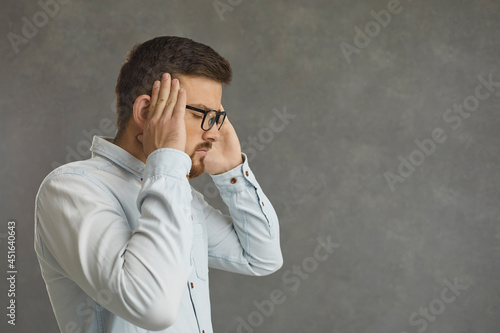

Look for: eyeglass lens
[203,111,225,130]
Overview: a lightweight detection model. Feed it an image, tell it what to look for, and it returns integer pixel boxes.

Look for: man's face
[177,75,223,179]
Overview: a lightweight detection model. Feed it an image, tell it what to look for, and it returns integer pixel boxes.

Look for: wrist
[209,155,243,175]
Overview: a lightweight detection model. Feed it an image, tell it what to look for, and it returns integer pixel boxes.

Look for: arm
[36,74,191,331]
[197,153,283,276]
[36,149,193,330]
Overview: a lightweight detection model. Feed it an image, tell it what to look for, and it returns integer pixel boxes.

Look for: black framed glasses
[186,105,227,131]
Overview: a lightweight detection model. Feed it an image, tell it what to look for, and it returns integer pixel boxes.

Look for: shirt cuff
[143,148,192,182]
[209,153,260,192]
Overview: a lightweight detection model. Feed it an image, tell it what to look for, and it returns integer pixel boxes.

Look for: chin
[188,157,206,179]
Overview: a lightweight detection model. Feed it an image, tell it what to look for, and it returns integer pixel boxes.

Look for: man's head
[114,36,232,178]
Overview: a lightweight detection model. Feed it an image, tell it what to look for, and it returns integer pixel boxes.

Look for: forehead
[177,75,222,110]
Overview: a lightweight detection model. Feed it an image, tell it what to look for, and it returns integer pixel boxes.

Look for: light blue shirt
[34,135,283,333]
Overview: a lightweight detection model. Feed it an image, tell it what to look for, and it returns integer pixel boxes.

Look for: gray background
[1,0,499,332]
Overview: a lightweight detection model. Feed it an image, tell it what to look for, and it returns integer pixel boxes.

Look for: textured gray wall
[1,0,499,332]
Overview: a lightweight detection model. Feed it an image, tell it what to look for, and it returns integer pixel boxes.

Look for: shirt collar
[90,135,145,178]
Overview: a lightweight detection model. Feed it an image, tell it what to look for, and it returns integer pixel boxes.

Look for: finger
[163,78,179,119]
[147,80,160,121]
[172,87,186,120]
[152,73,171,120]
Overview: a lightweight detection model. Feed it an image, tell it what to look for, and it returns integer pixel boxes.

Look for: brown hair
[114,36,232,141]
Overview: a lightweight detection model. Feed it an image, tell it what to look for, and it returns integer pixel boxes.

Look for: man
[34,36,283,333]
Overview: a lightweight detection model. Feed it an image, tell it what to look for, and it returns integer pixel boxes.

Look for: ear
[132,94,151,130]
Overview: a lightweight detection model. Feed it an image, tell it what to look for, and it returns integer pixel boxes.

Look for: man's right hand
[138,73,187,158]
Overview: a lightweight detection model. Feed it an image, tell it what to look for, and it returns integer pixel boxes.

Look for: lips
[195,148,210,155]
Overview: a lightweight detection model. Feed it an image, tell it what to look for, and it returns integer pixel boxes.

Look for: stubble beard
[188,153,206,179]
[188,142,212,179]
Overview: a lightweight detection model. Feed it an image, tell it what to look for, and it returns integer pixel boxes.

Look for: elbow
[253,253,284,276]
[133,296,179,331]
[118,263,191,330]
[121,282,184,331]
[142,310,177,331]
[267,255,284,275]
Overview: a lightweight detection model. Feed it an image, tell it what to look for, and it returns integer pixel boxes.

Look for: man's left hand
[203,116,243,175]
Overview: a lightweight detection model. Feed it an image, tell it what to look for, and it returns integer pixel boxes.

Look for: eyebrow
[188,103,223,112]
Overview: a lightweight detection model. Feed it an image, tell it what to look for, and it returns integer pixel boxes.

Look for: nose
[202,123,220,142]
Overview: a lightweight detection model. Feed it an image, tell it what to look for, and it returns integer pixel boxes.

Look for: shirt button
[261,201,265,206]
[140,178,143,181]
[186,174,190,179]
[190,282,194,289]
[230,178,237,184]
[245,171,249,177]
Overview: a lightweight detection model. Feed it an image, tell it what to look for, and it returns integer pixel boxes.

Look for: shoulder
[36,157,116,202]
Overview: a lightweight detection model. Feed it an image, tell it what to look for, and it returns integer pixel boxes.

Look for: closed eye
[191,113,203,119]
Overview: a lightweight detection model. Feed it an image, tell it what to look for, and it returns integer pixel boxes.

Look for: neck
[113,131,147,164]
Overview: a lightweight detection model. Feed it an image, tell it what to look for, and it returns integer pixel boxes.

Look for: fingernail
[153,81,159,88]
